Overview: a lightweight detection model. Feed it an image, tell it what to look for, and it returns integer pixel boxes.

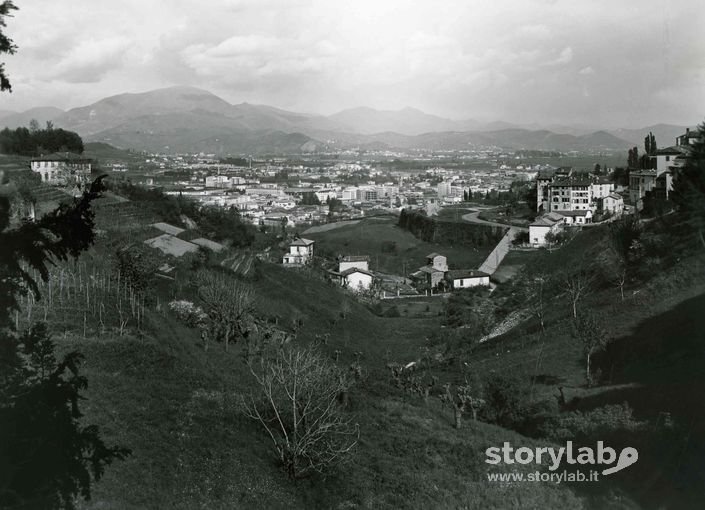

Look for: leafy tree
[301,192,320,205]
[0,176,130,508]
[628,146,639,169]
[0,324,130,509]
[671,121,705,248]
[0,0,16,92]
[645,131,657,156]
[243,346,359,479]
[480,373,530,429]
[196,270,255,352]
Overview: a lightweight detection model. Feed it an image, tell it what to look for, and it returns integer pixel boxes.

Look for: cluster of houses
[282,237,490,294]
[529,127,700,248]
[409,253,490,291]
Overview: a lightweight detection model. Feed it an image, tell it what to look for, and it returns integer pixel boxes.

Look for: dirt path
[302,220,360,234]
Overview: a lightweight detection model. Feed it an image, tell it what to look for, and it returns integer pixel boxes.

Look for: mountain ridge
[2,85,690,154]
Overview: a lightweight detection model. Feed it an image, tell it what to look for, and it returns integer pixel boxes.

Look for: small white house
[445,269,490,289]
[282,237,315,266]
[339,267,374,291]
[338,255,369,273]
[561,209,592,225]
[529,213,564,248]
[602,193,624,215]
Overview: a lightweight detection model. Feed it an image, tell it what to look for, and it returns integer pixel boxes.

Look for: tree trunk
[454,406,462,429]
[573,300,577,319]
[586,352,591,386]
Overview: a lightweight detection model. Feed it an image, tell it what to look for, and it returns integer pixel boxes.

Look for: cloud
[48,37,130,83]
[546,47,573,66]
[1,0,703,126]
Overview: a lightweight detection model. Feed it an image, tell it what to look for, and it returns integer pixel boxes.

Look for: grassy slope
[64,262,586,509]
[305,217,492,274]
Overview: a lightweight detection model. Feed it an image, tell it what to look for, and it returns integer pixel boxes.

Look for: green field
[306,217,492,275]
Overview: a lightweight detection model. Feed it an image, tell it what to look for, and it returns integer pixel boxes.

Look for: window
[458,280,464,287]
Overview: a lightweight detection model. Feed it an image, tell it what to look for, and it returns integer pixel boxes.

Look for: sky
[1,0,703,128]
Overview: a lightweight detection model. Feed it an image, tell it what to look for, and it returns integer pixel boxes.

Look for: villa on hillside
[282,236,315,266]
[30,152,92,185]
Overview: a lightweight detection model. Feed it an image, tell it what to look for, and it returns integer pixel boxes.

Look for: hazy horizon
[1,0,703,128]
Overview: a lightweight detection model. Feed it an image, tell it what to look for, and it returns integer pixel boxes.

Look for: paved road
[461,209,529,231]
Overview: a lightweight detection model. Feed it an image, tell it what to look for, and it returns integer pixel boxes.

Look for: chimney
[686,128,690,134]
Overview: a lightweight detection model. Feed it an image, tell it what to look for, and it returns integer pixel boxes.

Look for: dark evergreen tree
[671,121,705,247]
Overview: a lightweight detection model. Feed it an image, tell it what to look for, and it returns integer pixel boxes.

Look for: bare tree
[526,272,549,333]
[561,263,595,319]
[197,271,255,351]
[440,382,485,429]
[243,346,359,479]
[572,312,608,387]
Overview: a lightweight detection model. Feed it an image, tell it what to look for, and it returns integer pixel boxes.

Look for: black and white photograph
[1,0,704,508]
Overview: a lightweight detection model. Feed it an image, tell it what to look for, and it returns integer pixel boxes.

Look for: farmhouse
[30,152,92,185]
[283,237,315,266]
[445,269,490,289]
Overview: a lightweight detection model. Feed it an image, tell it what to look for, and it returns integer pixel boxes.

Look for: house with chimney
[282,237,315,266]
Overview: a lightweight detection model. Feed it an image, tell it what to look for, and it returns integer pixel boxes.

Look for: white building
[340,267,374,291]
[445,270,490,289]
[31,152,92,185]
[602,193,624,215]
[282,237,315,265]
[528,212,565,247]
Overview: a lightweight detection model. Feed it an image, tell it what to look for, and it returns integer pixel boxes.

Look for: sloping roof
[530,218,556,227]
[151,222,185,236]
[191,238,225,252]
[418,266,443,274]
[340,267,375,277]
[31,152,92,162]
[560,209,591,217]
[290,237,315,246]
[606,192,623,200]
[446,269,490,280]
[655,145,687,155]
[144,234,199,257]
[549,178,592,187]
[546,211,564,220]
[426,252,444,259]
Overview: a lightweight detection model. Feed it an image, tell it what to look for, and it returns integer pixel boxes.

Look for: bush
[243,346,359,479]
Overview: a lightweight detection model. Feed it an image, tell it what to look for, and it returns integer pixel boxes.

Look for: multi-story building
[548,178,593,212]
[30,152,92,185]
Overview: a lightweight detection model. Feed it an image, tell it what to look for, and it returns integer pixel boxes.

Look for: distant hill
[4,85,672,154]
[328,106,459,135]
[608,123,694,148]
[0,106,64,129]
[86,110,321,155]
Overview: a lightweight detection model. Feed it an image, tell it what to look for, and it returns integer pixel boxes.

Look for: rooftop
[290,237,315,246]
[446,269,490,279]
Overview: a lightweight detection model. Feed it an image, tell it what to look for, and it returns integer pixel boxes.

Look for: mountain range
[0,86,692,155]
